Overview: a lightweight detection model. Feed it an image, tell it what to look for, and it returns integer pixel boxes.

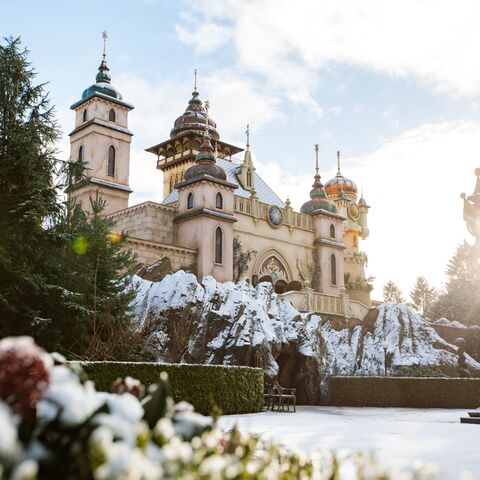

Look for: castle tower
[174,103,237,282]
[146,71,243,199]
[325,151,371,306]
[69,32,134,215]
[300,145,346,295]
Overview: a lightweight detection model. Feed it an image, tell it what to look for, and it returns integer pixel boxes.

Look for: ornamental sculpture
[461,168,480,256]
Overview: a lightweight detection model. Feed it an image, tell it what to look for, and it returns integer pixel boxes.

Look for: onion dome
[301,145,337,215]
[171,91,219,140]
[325,150,357,196]
[184,132,227,182]
[81,49,123,100]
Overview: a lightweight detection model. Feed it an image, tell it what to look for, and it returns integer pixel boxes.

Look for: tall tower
[146,71,242,199]
[325,151,371,306]
[69,32,134,215]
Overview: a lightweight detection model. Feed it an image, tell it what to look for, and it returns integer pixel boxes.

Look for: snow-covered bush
[0,336,441,479]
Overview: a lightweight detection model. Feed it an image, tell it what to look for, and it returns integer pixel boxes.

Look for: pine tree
[0,37,138,357]
[409,276,436,316]
[383,281,404,304]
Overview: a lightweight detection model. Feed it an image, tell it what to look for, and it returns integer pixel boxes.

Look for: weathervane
[314,144,319,174]
[102,30,108,60]
[337,150,342,175]
[246,124,250,149]
[194,69,198,93]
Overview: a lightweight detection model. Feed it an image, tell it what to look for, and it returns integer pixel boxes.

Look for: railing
[233,196,313,231]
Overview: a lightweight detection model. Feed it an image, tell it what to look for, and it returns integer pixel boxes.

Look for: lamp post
[381,340,389,377]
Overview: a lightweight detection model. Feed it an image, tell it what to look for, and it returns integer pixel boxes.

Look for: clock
[348,203,360,221]
[267,205,283,227]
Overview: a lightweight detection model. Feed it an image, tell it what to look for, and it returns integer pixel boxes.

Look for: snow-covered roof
[161,158,285,207]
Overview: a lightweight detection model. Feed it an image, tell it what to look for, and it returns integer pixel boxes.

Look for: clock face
[268,205,283,227]
[348,203,360,221]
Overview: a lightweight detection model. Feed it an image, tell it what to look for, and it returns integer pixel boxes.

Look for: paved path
[219,406,480,479]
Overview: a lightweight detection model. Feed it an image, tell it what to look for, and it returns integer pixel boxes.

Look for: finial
[314,144,319,174]
[102,30,108,60]
[204,100,210,135]
[337,150,342,176]
[194,69,198,93]
[246,124,250,150]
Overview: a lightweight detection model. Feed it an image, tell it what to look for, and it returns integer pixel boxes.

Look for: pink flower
[0,337,52,418]
[111,376,142,398]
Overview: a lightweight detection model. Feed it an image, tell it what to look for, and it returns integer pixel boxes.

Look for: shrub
[329,376,480,408]
[77,361,264,415]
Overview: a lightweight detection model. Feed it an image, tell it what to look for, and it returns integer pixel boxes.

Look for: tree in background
[0,37,138,358]
[383,281,404,303]
[428,242,480,324]
[409,276,437,317]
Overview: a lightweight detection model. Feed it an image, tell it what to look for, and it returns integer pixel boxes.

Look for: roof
[161,158,285,208]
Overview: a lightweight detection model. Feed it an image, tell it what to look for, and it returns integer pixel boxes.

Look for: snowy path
[219,406,480,479]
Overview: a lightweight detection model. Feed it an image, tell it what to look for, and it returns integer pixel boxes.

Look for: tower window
[78,145,84,162]
[109,108,116,122]
[247,169,252,188]
[83,109,88,122]
[216,192,223,209]
[187,192,194,209]
[330,224,335,239]
[330,254,337,286]
[108,145,115,177]
[215,227,223,264]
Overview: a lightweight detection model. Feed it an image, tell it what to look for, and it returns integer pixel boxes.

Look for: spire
[195,99,215,164]
[310,144,326,199]
[96,30,111,84]
[315,144,319,175]
[336,150,342,176]
[246,124,250,150]
[193,68,198,94]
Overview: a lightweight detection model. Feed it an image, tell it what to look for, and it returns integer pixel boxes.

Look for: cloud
[260,120,480,298]
[176,0,480,103]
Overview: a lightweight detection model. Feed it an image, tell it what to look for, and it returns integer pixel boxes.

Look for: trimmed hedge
[76,362,264,415]
[329,376,480,408]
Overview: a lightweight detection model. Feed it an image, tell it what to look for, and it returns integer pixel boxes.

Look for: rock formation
[133,271,480,404]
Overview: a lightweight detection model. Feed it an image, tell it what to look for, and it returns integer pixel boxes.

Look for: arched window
[330,224,335,238]
[187,192,194,209]
[108,108,116,122]
[330,254,337,286]
[107,145,115,177]
[83,109,88,122]
[78,145,84,162]
[216,192,223,209]
[215,227,223,264]
[247,169,252,188]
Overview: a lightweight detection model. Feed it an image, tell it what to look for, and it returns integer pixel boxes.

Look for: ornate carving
[259,256,288,283]
[233,237,257,282]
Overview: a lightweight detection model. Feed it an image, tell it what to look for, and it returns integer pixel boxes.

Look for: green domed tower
[68,32,135,215]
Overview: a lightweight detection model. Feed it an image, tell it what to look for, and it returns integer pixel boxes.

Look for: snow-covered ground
[219,407,480,479]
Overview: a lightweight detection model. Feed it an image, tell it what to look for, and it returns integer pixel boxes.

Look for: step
[460,417,480,424]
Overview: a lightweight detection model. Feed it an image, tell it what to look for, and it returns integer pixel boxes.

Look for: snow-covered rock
[132,271,480,403]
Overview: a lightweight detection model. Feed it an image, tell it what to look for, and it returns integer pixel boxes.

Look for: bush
[329,376,480,408]
[77,361,264,415]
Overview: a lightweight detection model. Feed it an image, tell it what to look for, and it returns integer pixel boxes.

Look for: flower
[111,376,142,398]
[0,337,52,418]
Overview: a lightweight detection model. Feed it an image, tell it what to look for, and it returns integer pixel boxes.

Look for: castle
[69,40,372,319]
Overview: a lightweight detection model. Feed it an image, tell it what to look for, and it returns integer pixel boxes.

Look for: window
[216,192,223,209]
[215,227,223,264]
[78,145,84,162]
[187,192,194,209]
[108,108,116,122]
[107,145,115,177]
[247,169,252,188]
[330,224,335,238]
[330,254,337,286]
[83,109,88,122]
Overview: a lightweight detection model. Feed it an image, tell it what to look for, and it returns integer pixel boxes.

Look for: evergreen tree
[383,281,404,303]
[0,37,138,357]
[409,276,437,316]
[428,242,480,324]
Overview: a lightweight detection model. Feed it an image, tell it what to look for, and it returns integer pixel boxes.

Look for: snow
[219,407,480,479]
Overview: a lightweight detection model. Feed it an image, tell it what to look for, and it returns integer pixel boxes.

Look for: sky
[2,0,480,299]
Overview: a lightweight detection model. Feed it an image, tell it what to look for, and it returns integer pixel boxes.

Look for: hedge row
[76,362,264,415]
[329,376,480,408]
